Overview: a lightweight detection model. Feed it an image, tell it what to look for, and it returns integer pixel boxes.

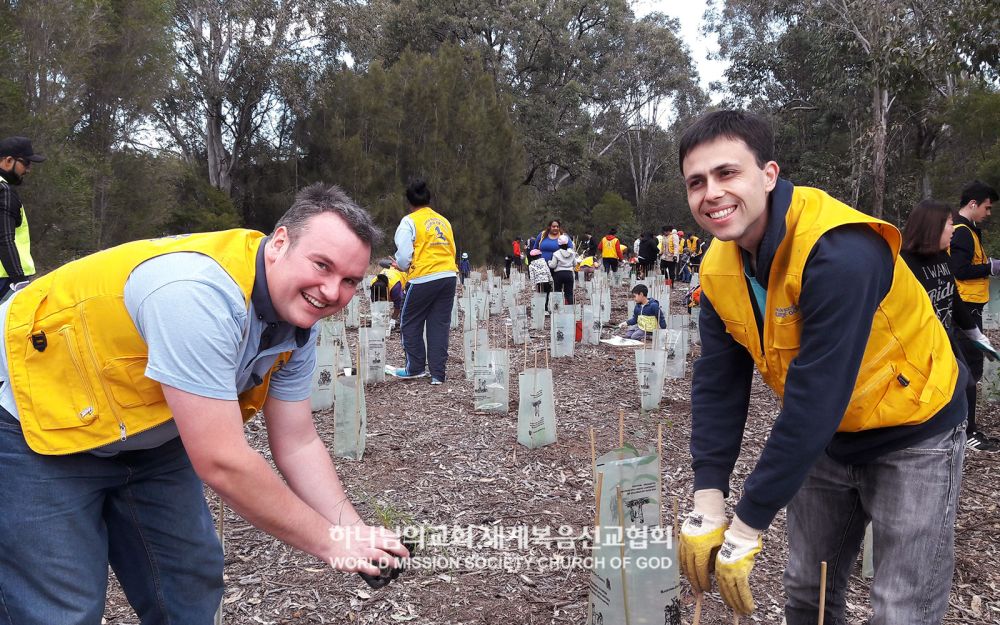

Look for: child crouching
[618,284,667,340]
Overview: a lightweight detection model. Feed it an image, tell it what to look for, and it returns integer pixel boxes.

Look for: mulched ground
[105,271,1000,624]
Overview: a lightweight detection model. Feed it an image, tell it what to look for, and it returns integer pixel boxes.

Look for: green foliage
[296,45,528,264]
[591,192,636,239]
[164,166,242,234]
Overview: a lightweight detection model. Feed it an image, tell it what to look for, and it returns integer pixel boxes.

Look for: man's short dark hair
[275,183,382,247]
[609,228,617,235]
[678,110,774,173]
[960,180,999,208]
[631,284,648,296]
[902,199,952,256]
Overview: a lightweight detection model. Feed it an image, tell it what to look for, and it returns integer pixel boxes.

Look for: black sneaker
[966,431,1000,452]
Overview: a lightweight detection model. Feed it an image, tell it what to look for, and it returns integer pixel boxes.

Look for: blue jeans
[623,326,647,341]
[400,277,457,380]
[0,408,223,625]
[784,424,965,625]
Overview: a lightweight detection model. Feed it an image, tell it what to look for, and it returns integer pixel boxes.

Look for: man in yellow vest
[0,184,409,623]
[676,111,966,624]
[0,136,44,294]
[391,178,457,384]
[949,180,1000,452]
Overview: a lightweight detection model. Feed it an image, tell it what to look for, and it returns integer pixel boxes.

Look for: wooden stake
[692,593,703,625]
[818,561,828,625]
[657,423,663,528]
[589,426,598,495]
[616,486,631,625]
[215,495,225,625]
[355,335,362,445]
[673,496,679,544]
[618,409,625,448]
[594,472,604,525]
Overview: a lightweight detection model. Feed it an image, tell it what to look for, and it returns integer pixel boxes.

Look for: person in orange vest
[0,183,409,622]
[597,228,623,273]
[678,110,965,623]
[390,178,458,384]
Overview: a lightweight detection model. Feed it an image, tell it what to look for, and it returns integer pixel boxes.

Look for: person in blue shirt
[458,252,471,285]
[533,219,573,261]
[617,284,666,340]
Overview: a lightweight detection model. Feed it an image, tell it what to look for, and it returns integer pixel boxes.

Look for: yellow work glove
[679,489,727,593]
[715,515,763,615]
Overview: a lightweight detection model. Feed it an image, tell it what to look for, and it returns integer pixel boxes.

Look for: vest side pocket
[22,326,100,430]
[720,319,750,351]
[843,362,895,431]
[102,356,166,408]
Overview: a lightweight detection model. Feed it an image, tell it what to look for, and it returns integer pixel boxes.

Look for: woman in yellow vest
[676,110,965,624]
[390,178,457,384]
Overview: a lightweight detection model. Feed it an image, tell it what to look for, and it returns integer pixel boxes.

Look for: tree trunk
[871,84,889,218]
[205,98,232,195]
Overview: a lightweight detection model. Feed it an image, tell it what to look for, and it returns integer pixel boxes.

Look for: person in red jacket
[506,239,522,278]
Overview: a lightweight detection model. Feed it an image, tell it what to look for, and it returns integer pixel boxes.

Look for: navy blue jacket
[692,179,967,529]
[626,297,667,329]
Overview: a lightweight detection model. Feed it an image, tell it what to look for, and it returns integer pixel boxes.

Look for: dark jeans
[400,276,457,380]
[663,260,677,282]
[552,270,574,305]
[535,282,551,311]
[602,258,618,273]
[957,302,985,433]
[0,410,224,624]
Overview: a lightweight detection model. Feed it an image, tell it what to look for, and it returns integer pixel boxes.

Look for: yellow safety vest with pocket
[5,229,290,455]
[700,186,957,433]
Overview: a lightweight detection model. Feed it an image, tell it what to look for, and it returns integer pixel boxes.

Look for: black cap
[0,137,45,162]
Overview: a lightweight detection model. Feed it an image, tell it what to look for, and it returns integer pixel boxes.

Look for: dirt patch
[104,275,1000,624]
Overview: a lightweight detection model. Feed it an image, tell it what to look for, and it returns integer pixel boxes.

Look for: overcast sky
[631,0,728,101]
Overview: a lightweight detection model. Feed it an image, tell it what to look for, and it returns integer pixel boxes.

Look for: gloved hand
[715,516,763,615]
[990,258,1000,276]
[618,321,627,329]
[679,489,727,593]
[963,326,999,361]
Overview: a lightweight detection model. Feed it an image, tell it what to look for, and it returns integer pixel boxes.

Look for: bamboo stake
[618,409,625,448]
[616,486,631,625]
[818,561,828,625]
[692,593,703,625]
